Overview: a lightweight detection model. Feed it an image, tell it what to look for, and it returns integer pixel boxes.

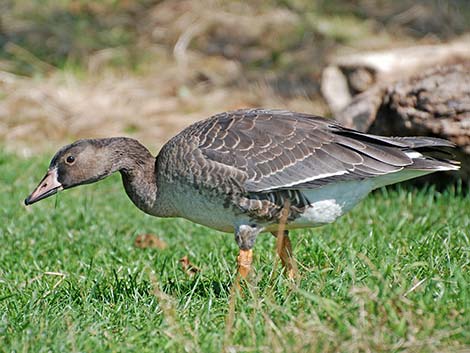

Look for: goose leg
[272,230,298,279]
[235,225,262,279]
[237,249,253,279]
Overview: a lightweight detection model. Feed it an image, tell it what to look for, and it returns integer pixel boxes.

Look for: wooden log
[335,63,470,181]
[321,38,470,116]
[322,39,470,182]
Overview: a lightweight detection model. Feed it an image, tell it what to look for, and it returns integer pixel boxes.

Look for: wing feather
[185,109,452,193]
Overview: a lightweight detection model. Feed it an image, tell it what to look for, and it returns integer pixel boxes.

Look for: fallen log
[321,39,470,115]
[322,40,470,182]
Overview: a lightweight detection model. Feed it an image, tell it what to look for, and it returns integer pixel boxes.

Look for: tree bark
[335,63,470,182]
[321,39,470,116]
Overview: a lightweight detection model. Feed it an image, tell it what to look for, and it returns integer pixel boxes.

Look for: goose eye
[66,156,75,164]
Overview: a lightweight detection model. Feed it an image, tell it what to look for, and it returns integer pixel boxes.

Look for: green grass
[0,149,469,352]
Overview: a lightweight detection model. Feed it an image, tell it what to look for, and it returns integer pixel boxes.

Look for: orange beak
[25,168,63,205]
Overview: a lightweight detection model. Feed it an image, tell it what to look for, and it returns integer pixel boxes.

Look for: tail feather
[333,127,459,171]
[407,156,460,171]
[400,138,460,172]
[388,136,456,149]
[329,125,459,189]
[332,125,456,149]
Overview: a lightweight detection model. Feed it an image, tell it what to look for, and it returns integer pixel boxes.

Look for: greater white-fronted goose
[25,109,460,278]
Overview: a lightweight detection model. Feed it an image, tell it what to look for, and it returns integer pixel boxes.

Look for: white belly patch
[285,180,375,230]
[299,199,343,225]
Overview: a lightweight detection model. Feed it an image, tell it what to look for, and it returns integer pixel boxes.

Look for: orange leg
[272,231,298,279]
[237,249,253,279]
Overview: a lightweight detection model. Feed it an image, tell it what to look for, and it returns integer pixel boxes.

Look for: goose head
[25,139,120,205]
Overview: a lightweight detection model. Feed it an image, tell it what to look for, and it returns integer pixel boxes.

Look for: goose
[25,109,459,278]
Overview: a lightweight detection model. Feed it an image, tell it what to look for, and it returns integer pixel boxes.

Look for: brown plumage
[25,108,459,278]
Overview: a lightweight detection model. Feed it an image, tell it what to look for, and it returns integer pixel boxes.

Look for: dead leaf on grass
[134,233,167,249]
[179,255,201,276]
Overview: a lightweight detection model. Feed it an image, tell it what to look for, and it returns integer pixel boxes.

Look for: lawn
[0,149,469,352]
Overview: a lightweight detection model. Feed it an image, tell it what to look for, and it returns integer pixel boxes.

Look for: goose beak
[25,168,63,205]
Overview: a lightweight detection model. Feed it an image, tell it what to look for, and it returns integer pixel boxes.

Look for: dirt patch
[0,60,326,156]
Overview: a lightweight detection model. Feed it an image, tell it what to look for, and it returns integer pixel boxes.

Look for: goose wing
[194,109,454,192]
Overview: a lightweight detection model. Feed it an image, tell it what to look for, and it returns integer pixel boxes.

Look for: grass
[0,149,469,352]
